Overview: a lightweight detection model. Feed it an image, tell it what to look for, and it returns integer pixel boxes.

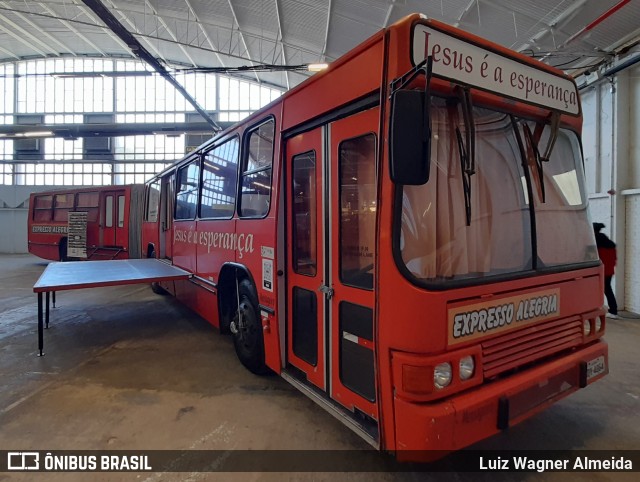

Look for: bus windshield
[399,98,598,285]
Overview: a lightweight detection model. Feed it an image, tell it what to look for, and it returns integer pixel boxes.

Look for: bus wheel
[230,279,268,375]
[150,282,167,295]
[59,238,68,262]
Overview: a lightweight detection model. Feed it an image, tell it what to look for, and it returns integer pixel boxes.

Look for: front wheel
[230,279,268,375]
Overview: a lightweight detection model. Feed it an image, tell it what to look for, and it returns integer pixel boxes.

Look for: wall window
[1,58,283,186]
[175,161,200,220]
[200,137,239,219]
[13,163,112,186]
[0,161,13,185]
[239,120,274,218]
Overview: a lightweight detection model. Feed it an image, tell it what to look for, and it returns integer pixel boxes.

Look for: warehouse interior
[0,0,638,311]
[1,0,640,476]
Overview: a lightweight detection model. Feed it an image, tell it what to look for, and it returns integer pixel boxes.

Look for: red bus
[28,185,144,261]
[141,14,607,459]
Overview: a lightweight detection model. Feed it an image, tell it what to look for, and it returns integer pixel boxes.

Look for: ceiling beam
[80,0,221,131]
[102,0,169,64]
[514,0,590,52]
[321,0,333,58]
[274,0,290,90]
[182,0,227,69]
[0,1,75,56]
[0,42,19,60]
[38,1,107,56]
[0,121,231,139]
[71,0,133,55]
[383,1,394,28]
[143,0,197,67]
[0,11,57,56]
[454,0,477,28]
[226,0,261,83]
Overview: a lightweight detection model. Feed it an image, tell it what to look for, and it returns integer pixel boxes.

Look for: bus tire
[59,238,68,262]
[150,282,167,295]
[230,279,268,375]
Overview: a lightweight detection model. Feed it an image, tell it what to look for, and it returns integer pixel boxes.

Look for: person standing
[593,222,619,319]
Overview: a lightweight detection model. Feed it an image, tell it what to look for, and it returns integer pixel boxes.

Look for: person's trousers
[604,276,618,315]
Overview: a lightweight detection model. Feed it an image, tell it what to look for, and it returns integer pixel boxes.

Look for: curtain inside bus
[398,99,597,285]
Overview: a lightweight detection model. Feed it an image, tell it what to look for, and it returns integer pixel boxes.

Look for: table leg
[52,291,56,308]
[37,292,44,357]
[45,291,50,329]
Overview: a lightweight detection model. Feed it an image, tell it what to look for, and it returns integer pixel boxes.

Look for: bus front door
[159,174,174,259]
[100,190,126,247]
[286,108,379,422]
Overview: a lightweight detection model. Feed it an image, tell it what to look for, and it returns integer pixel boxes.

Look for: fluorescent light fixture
[308,63,329,72]
[50,71,153,78]
[22,131,54,137]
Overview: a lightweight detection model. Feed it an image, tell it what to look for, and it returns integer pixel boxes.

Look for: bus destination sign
[412,24,580,115]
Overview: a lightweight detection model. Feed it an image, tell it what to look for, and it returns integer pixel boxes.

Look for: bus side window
[145,182,160,223]
[33,195,53,221]
[76,192,99,222]
[175,161,200,220]
[200,136,239,219]
[118,195,125,228]
[239,119,275,218]
[53,194,74,222]
[339,134,377,290]
[105,196,114,228]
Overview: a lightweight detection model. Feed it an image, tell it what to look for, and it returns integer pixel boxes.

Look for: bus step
[281,366,379,449]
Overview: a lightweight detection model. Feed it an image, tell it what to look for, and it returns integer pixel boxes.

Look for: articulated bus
[28,185,144,261]
[141,14,607,458]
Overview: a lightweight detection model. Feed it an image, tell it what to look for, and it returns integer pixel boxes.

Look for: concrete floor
[0,254,639,482]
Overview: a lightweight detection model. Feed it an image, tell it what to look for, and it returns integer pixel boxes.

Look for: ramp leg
[45,291,50,329]
[37,292,44,357]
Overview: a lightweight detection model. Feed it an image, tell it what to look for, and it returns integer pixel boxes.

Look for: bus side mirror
[389,90,430,185]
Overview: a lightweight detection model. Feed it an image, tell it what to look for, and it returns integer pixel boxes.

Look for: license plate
[586,356,606,380]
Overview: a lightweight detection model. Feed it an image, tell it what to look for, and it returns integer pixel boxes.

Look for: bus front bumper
[393,340,608,458]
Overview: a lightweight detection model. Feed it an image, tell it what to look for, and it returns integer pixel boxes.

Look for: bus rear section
[28,185,144,261]
[375,16,608,457]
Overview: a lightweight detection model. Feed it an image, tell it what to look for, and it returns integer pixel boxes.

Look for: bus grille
[481,317,583,378]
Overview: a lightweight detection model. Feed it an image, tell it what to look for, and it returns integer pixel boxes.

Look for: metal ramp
[33,259,191,356]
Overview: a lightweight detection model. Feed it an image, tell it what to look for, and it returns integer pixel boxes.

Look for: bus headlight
[583,319,591,336]
[595,317,602,332]
[459,356,475,380]
[434,362,452,389]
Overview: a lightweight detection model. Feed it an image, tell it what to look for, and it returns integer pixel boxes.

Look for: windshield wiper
[523,124,546,202]
[522,112,560,203]
[453,86,475,226]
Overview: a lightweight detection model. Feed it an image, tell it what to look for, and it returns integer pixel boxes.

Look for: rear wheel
[58,238,68,262]
[150,282,168,295]
[230,279,268,375]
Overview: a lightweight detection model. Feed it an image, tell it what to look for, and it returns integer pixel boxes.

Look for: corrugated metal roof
[0,0,636,88]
